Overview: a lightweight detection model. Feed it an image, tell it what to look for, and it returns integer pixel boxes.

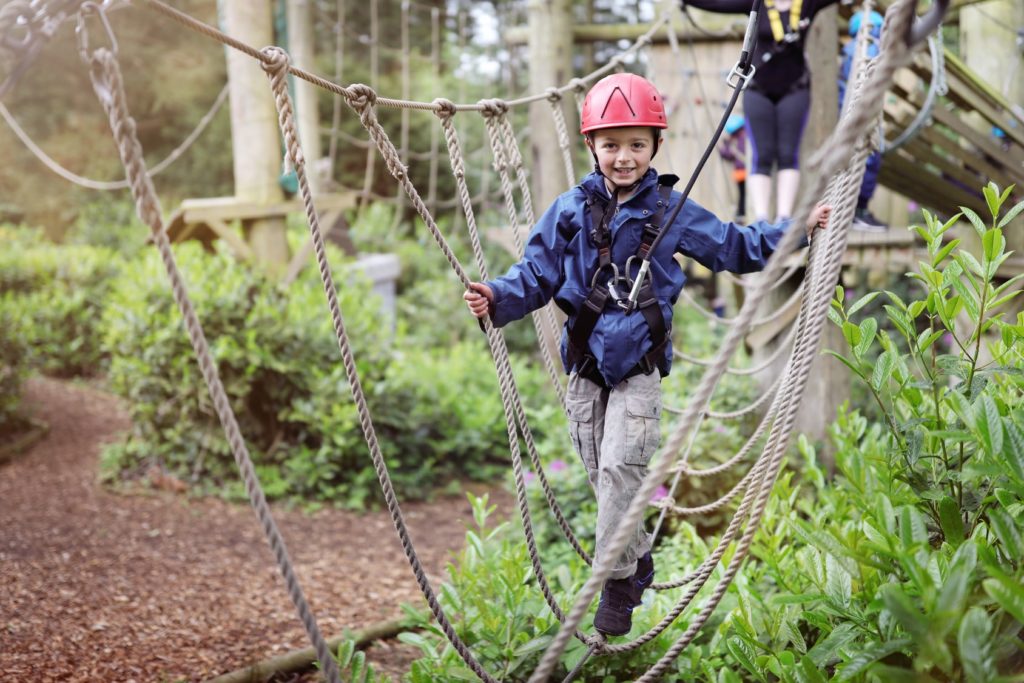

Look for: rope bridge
[57,0,947,679]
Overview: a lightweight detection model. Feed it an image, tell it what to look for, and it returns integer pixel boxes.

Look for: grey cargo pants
[565,369,661,580]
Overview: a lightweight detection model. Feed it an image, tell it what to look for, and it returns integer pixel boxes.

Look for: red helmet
[579,73,667,134]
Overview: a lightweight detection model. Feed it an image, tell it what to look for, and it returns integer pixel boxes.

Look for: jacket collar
[579,168,660,204]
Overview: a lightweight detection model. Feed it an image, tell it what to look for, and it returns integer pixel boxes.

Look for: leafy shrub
[0,227,122,376]
[0,304,29,433]
[400,185,1024,681]
[100,241,390,501]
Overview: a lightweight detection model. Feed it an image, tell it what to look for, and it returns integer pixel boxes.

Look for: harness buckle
[726,62,756,90]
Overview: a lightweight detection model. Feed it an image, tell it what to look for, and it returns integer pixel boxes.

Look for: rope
[481,103,568,407]
[672,315,799,376]
[0,82,228,190]
[435,99,593,565]
[546,87,577,189]
[260,48,502,682]
[140,0,670,113]
[528,1,920,677]
[81,44,342,683]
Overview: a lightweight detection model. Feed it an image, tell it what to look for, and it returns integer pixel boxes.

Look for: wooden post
[527,0,574,208]
[220,0,289,268]
[286,0,323,194]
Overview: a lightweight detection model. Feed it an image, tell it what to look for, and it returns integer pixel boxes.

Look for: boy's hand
[464,282,494,319]
[807,204,832,238]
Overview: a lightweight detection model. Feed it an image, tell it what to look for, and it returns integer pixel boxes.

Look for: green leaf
[835,638,912,681]
[997,197,1024,228]
[848,291,881,316]
[856,317,877,357]
[1002,421,1024,481]
[937,496,965,547]
[982,183,1002,222]
[932,238,960,267]
[982,227,1005,266]
[806,622,858,667]
[983,575,1024,625]
[870,350,895,392]
[960,206,987,238]
[987,508,1023,558]
[881,584,929,641]
[900,505,928,547]
[973,394,1003,458]
[958,607,996,683]
[825,554,852,609]
[726,635,761,677]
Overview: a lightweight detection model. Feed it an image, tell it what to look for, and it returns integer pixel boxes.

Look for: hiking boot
[594,577,636,636]
[631,551,655,605]
[852,207,888,232]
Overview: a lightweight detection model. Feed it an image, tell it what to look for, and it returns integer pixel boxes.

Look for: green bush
[0,226,122,376]
[99,241,391,501]
[0,304,30,433]
[400,185,1024,681]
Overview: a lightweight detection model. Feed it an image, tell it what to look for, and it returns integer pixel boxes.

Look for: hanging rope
[529,2,923,678]
[0,82,228,190]
[78,38,342,683]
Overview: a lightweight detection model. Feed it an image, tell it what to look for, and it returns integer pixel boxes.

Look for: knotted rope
[529,1,920,678]
[82,44,342,683]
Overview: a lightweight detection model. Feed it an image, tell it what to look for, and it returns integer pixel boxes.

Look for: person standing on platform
[681,0,840,223]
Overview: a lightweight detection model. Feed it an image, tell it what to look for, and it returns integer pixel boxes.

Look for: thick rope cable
[529,2,919,677]
[341,82,595,649]
[81,44,342,683]
[0,82,228,190]
[435,99,593,566]
[496,108,568,392]
[140,0,668,113]
[259,48,500,683]
[672,314,798,376]
[481,103,568,407]
[546,87,577,189]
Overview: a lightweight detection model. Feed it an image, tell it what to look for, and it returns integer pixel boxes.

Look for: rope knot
[259,45,289,76]
[545,87,562,103]
[432,97,457,120]
[478,98,508,119]
[347,83,377,112]
[568,78,587,93]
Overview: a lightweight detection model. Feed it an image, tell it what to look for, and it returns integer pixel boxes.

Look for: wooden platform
[163,192,358,260]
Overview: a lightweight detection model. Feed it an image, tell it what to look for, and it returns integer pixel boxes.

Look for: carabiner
[76,2,118,62]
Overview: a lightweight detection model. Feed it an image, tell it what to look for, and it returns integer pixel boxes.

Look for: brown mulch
[0,377,514,682]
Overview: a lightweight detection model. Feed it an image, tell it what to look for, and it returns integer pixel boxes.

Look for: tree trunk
[221,0,289,268]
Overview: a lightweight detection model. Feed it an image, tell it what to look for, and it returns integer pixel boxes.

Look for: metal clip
[725,62,756,91]
[76,2,118,62]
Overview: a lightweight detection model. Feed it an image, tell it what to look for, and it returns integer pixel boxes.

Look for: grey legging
[743,85,810,175]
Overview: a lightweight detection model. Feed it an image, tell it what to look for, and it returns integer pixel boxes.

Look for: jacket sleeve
[484,198,572,328]
[681,0,756,13]
[674,199,803,274]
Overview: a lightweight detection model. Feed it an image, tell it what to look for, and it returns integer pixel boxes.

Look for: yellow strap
[765,0,803,43]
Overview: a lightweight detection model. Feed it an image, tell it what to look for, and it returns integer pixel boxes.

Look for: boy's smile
[589,126,656,195]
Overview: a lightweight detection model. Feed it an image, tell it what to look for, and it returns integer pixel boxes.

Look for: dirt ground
[0,377,514,682]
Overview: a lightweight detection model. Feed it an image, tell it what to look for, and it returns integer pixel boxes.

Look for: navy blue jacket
[486,169,796,387]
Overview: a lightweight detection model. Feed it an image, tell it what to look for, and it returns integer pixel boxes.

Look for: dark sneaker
[631,552,655,605]
[853,207,888,232]
[594,577,635,636]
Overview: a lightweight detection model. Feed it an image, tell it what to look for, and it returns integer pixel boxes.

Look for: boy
[464,73,829,636]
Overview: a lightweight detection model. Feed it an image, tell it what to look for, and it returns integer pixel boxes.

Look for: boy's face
[589,126,656,191]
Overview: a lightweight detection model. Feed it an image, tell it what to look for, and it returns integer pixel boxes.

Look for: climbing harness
[565,178,676,386]
[765,0,806,44]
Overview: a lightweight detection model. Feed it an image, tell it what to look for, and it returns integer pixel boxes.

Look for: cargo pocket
[566,398,598,471]
[624,393,661,467]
